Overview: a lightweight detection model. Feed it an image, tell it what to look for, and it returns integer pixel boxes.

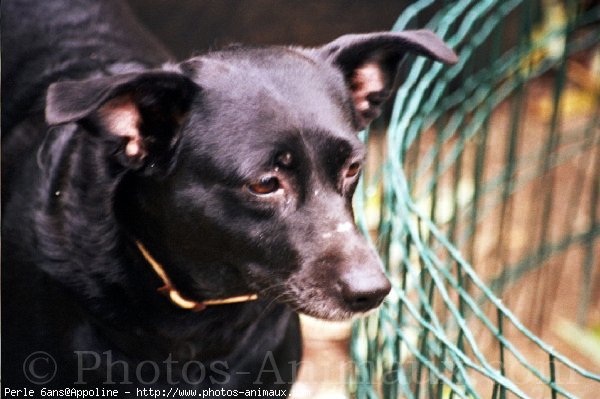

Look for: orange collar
[135,241,258,312]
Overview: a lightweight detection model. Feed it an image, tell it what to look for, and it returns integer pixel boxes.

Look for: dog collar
[135,241,258,311]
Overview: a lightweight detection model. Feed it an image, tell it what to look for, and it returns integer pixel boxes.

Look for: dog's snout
[339,271,391,312]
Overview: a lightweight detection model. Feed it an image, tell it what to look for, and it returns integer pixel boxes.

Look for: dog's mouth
[273,290,388,321]
[252,274,391,321]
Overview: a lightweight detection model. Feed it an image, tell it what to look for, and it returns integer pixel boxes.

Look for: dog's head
[46,31,456,320]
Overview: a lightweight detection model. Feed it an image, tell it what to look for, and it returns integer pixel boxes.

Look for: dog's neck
[35,126,263,321]
[135,240,257,311]
[35,125,127,284]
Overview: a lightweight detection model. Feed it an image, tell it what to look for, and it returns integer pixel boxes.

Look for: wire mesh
[351,0,600,398]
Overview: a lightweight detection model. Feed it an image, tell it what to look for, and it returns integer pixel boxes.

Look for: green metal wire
[351,0,600,397]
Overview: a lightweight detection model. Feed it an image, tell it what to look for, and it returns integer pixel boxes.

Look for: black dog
[2,0,456,395]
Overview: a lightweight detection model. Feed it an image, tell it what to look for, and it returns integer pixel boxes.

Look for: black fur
[2,0,456,395]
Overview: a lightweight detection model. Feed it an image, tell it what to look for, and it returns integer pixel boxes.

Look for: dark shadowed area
[126,0,410,59]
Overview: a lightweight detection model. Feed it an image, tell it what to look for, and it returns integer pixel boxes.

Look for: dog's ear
[317,30,458,129]
[46,71,197,169]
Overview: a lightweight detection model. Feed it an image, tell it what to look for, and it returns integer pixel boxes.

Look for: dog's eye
[248,176,280,195]
[346,162,362,178]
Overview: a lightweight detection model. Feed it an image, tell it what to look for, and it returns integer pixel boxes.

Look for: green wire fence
[351,0,600,397]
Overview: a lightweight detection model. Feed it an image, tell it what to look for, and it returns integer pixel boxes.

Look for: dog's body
[2,0,456,395]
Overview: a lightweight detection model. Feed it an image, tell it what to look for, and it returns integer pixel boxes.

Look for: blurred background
[126,1,600,398]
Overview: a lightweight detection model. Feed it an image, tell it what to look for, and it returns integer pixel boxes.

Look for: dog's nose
[339,272,391,312]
